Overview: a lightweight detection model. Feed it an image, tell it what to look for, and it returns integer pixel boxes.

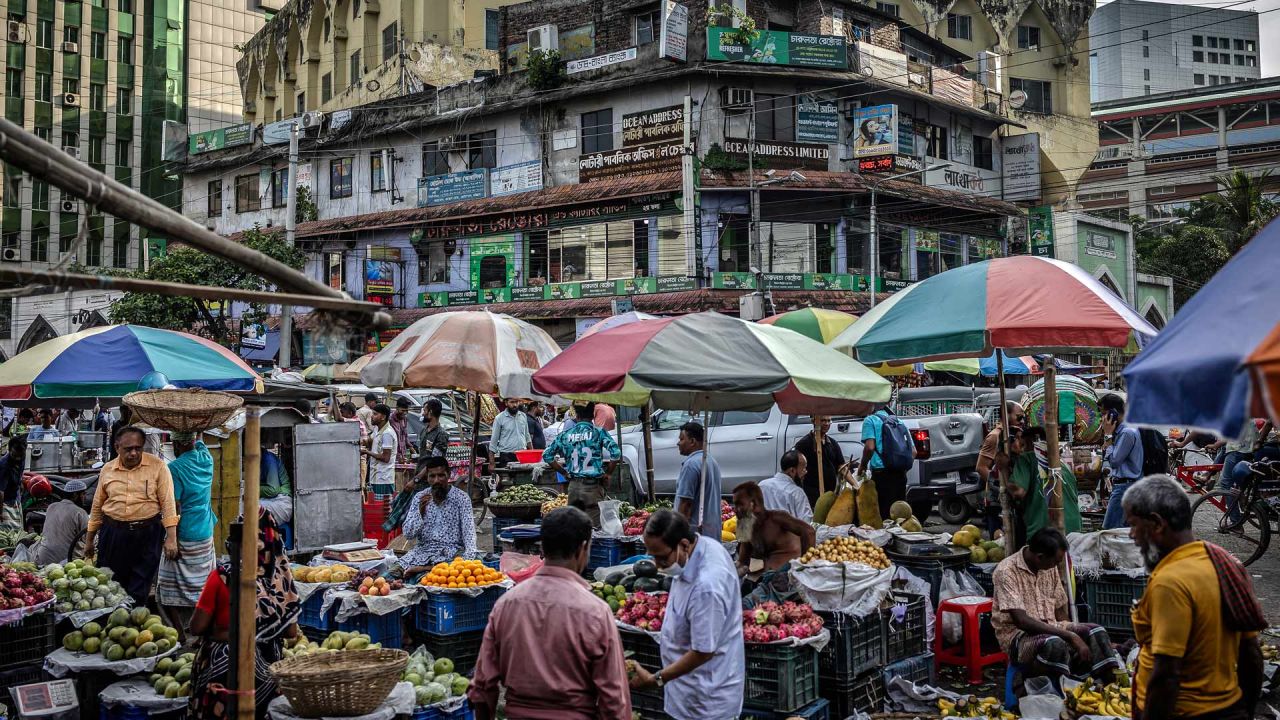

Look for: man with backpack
[1100,393,1156,529]
[860,405,918,522]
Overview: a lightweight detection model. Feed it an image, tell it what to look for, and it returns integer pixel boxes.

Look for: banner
[1002,132,1041,201]
[853,104,897,158]
[188,123,253,155]
[1028,206,1054,257]
[659,0,688,61]
[706,28,847,69]
[722,138,830,170]
[491,161,543,196]
[712,272,757,289]
[796,101,839,144]
[579,139,685,182]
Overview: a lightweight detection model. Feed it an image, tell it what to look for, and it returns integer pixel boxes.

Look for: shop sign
[188,123,253,155]
[897,112,915,156]
[617,277,656,294]
[578,280,615,298]
[365,247,398,295]
[659,0,688,61]
[758,273,858,290]
[852,104,897,158]
[622,106,684,146]
[857,155,895,173]
[567,47,637,74]
[419,198,640,240]
[420,169,489,207]
[612,297,635,314]
[469,238,516,290]
[545,282,583,300]
[579,139,685,182]
[656,276,697,292]
[263,119,297,145]
[1003,133,1041,202]
[491,161,543,197]
[1028,206,1054,257]
[480,287,512,304]
[329,109,353,131]
[722,138,830,170]
[926,165,1000,195]
[1085,231,1118,260]
[712,272,757,289]
[420,291,448,308]
[706,28,847,69]
[241,322,268,350]
[881,278,913,291]
[447,290,479,305]
[796,102,839,144]
[512,286,547,301]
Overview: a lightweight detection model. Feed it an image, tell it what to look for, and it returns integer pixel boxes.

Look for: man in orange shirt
[84,427,179,604]
[1124,475,1265,720]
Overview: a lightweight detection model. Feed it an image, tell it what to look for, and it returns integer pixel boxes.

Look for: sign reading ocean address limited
[722,139,830,170]
[622,106,684,146]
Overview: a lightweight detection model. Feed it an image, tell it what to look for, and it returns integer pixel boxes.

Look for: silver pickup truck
[617,404,986,522]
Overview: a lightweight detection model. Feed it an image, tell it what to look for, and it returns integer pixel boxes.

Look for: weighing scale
[9,680,79,720]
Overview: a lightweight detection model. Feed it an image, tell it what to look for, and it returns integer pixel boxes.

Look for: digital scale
[321,541,381,563]
[9,680,78,719]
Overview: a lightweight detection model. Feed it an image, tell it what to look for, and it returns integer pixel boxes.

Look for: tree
[1186,170,1277,253]
[1138,225,1232,307]
[109,226,305,343]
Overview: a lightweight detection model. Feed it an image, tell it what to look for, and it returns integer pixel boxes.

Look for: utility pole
[280,122,299,368]
[748,103,762,275]
[682,94,696,279]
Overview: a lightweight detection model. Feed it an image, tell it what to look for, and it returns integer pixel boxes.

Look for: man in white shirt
[759,450,813,523]
[361,403,398,499]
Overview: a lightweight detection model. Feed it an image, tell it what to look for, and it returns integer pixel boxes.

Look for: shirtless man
[732,481,815,577]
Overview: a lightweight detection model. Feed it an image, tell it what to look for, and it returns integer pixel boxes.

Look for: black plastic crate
[817,610,883,681]
[414,587,504,636]
[1083,573,1147,637]
[0,662,49,704]
[886,554,967,607]
[881,651,936,688]
[821,670,885,719]
[298,592,334,632]
[741,698,830,720]
[619,628,663,670]
[416,630,485,677]
[881,592,927,664]
[630,689,674,720]
[744,642,820,712]
[0,610,56,671]
[969,563,995,597]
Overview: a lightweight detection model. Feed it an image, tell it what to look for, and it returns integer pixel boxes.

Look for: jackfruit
[827,488,857,527]
[901,516,922,532]
[856,478,882,529]
[814,491,838,525]
[889,500,913,521]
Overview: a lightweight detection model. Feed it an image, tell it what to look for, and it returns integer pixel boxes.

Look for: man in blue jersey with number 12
[543,401,621,528]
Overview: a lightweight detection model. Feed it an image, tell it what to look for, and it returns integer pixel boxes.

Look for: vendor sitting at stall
[992,527,1122,685]
[259,443,294,526]
[14,478,87,564]
[731,481,815,608]
[392,456,478,581]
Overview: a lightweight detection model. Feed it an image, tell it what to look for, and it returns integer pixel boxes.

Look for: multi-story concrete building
[1079,76,1280,222]
[1090,0,1260,103]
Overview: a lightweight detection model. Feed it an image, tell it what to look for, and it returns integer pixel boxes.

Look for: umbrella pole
[815,416,826,496]
[642,401,656,502]
[615,410,624,498]
[468,392,480,490]
[997,350,1017,551]
[237,407,262,720]
[1044,357,1065,532]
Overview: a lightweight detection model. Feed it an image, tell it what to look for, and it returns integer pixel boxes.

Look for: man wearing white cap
[19,479,89,564]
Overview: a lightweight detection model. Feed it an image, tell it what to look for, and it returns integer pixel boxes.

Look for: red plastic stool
[935,595,1007,685]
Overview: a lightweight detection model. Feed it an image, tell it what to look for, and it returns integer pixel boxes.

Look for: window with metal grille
[581,109,614,154]
[946,13,971,41]
[235,174,260,212]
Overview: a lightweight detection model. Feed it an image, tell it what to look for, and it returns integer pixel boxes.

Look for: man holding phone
[1100,394,1142,529]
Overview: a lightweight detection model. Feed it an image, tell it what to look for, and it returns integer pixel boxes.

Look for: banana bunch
[541,493,567,516]
[937,695,1014,719]
[1263,643,1278,661]
[1065,674,1131,717]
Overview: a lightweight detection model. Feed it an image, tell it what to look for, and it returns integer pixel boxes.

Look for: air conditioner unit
[438,135,459,152]
[300,110,325,129]
[61,92,79,107]
[7,20,23,43]
[1,248,20,262]
[60,199,78,212]
[719,87,754,110]
[526,24,558,53]
[63,146,80,158]
[62,41,78,53]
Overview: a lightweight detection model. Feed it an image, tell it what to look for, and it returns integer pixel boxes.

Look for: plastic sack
[892,566,936,644]
[940,569,986,645]
[790,561,893,618]
[1019,693,1065,719]
[599,500,624,537]
[1025,677,1058,696]
[500,552,544,584]
[1068,529,1146,577]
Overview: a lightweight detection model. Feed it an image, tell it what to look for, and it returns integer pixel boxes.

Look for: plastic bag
[940,569,986,645]
[791,561,893,618]
[1019,693,1065,719]
[892,566,936,644]
[500,552,544,584]
[599,499,624,537]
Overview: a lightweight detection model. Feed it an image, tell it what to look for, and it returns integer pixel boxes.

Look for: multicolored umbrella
[831,256,1158,364]
[578,311,661,340]
[0,325,264,400]
[359,311,561,398]
[531,311,891,415]
[978,353,1040,376]
[1125,217,1280,437]
[1021,375,1103,443]
[760,308,857,343]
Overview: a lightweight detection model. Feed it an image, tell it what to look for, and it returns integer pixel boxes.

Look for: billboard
[852,104,897,158]
[1003,133,1041,201]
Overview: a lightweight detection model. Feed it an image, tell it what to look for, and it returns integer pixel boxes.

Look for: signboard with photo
[1028,206,1054,257]
[853,104,897,158]
[188,123,253,155]
[660,0,688,61]
[545,282,583,300]
[617,276,658,295]
[796,101,839,144]
[241,322,268,350]
[712,272,757,289]
[469,238,516,290]
[622,106,684,146]
[480,287,513,304]
[706,28,847,69]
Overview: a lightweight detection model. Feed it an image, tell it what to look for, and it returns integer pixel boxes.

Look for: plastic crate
[886,555,967,607]
[881,592,928,664]
[0,610,56,671]
[586,536,629,576]
[630,689,674,720]
[414,587,504,636]
[817,610,883,682]
[416,630,485,677]
[0,662,49,703]
[1083,573,1148,637]
[741,698,830,720]
[363,499,392,532]
[969,563,995,597]
[410,700,476,720]
[491,516,537,551]
[619,628,663,670]
[821,671,884,719]
[744,642,820,712]
[336,610,403,649]
[364,526,402,550]
[882,651,936,688]
[298,592,334,632]
[300,624,329,643]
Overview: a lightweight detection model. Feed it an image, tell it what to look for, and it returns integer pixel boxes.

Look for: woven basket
[484,498,547,521]
[270,648,408,717]
[123,388,244,432]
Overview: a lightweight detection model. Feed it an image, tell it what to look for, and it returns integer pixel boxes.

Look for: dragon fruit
[753,608,770,625]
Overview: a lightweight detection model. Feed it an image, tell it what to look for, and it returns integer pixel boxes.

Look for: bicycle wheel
[1191,490,1271,566]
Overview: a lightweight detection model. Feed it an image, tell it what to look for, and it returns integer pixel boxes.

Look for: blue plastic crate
[740,698,830,720]
[337,610,403,649]
[586,536,628,575]
[414,587,505,636]
[298,592,334,632]
[491,517,538,550]
[881,651,936,688]
[410,700,476,720]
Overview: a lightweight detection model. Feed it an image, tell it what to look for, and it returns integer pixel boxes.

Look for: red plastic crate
[365,526,401,549]
[363,499,392,533]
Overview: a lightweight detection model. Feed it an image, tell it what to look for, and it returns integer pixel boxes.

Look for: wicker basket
[483,499,547,520]
[123,388,244,432]
[270,648,409,717]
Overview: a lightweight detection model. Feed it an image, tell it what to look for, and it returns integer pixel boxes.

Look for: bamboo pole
[996,350,1017,549]
[469,394,481,490]
[615,407,624,494]
[1044,358,1064,532]
[815,417,826,496]
[237,408,262,720]
[642,401,656,502]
